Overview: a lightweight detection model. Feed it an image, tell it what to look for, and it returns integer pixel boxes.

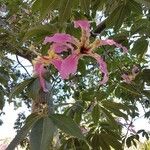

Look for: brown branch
[91,20,106,37]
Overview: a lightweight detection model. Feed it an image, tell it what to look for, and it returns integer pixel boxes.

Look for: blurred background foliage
[0,0,150,149]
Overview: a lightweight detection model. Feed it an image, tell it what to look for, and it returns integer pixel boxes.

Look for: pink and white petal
[33,63,48,92]
[101,39,128,53]
[74,20,90,32]
[60,53,80,79]
[90,53,109,84]
[44,33,74,44]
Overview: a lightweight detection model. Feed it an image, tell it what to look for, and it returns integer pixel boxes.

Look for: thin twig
[15,55,31,77]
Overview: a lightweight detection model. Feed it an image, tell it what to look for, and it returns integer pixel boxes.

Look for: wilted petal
[74,20,90,32]
[44,33,73,44]
[101,39,128,53]
[90,53,108,84]
[33,63,48,92]
[60,53,80,79]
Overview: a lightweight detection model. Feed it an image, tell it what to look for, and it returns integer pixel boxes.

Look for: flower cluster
[33,20,128,92]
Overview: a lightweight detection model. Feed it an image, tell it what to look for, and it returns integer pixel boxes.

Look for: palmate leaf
[9,78,34,101]
[49,114,85,140]
[30,117,56,150]
[6,113,41,150]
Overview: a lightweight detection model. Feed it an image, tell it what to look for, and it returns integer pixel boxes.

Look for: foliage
[0,0,150,149]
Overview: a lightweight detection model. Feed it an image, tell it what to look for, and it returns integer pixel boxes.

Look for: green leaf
[135,0,150,8]
[131,38,148,57]
[91,133,101,149]
[127,0,142,14]
[9,78,34,101]
[24,24,57,41]
[106,4,130,31]
[101,133,123,150]
[92,104,100,124]
[41,0,59,18]
[59,0,73,22]
[101,107,118,129]
[30,117,56,150]
[0,67,9,85]
[32,0,42,13]
[80,0,90,14]
[49,114,85,140]
[81,89,95,101]
[102,101,129,119]
[99,134,111,150]
[126,137,132,148]
[78,59,86,75]
[27,78,40,100]
[7,113,41,150]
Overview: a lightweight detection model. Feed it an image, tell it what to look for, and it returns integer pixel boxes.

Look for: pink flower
[121,66,139,84]
[0,143,8,150]
[33,50,62,92]
[44,20,128,84]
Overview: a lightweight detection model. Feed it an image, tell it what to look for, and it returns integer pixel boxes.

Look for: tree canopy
[0,0,150,149]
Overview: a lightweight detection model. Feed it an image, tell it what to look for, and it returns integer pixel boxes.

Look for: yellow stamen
[48,49,58,59]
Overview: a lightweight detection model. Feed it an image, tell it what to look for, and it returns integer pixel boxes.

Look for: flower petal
[60,53,80,79]
[52,43,74,53]
[44,33,73,44]
[74,20,90,32]
[90,53,108,84]
[33,63,48,92]
[51,58,62,72]
[101,39,128,53]
[121,74,131,84]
